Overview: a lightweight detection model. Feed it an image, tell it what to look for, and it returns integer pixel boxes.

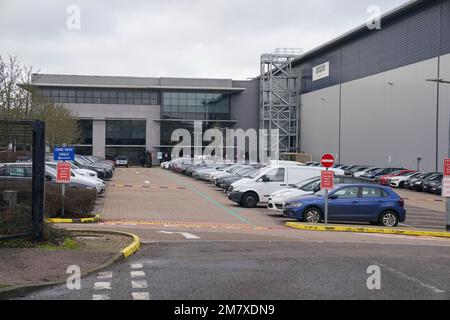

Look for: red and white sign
[321,171,335,190]
[443,159,450,197]
[444,159,450,177]
[56,162,71,184]
[321,153,335,168]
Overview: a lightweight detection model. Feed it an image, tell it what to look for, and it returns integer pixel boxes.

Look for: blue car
[284,184,406,227]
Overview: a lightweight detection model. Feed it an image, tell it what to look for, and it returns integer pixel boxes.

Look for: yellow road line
[286,222,450,239]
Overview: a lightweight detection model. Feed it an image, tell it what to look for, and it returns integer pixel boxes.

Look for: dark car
[284,184,406,227]
[216,167,260,191]
[407,172,440,191]
[74,155,112,180]
[361,168,404,180]
[421,173,443,193]
[427,180,442,195]
[344,165,372,176]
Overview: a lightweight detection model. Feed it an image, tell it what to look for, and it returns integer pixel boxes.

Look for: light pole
[427,78,450,231]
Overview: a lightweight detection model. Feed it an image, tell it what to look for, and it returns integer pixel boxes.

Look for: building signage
[312,61,330,81]
[56,162,71,184]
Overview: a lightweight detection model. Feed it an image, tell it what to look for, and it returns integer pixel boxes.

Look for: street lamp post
[427,78,450,231]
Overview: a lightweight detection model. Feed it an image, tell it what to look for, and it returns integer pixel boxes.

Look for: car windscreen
[294,176,321,188]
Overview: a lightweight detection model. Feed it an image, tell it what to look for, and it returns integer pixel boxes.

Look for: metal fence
[0,120,45,241]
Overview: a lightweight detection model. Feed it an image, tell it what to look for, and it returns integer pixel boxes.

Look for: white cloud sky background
[0,0,410,79]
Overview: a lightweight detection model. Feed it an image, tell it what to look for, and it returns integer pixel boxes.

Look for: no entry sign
[321,170,335,190]
[56,162,71,184]
[321,154,335,168]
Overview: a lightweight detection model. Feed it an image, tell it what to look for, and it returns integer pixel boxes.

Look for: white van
[228,165,344,208]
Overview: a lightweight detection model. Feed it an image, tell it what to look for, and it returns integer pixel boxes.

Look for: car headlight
[287,202,304,208]
[233,186,241,192]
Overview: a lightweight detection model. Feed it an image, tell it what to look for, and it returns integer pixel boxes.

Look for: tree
[0,55,80,150]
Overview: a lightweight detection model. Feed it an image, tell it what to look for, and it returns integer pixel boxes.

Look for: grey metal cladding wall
[442,0,450,55]
[406,2,441,65]
[381,19,408,71]
[296,0,446,94]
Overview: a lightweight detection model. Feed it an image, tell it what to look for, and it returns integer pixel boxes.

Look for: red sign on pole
[56,162,71,184]
[321,171,334,190]
[321,154,335,168]
[444,159,450,177]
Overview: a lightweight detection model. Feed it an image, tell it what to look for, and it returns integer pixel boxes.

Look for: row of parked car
[162,158,407,228]
[306,162,443,195]
[0,154,116,195]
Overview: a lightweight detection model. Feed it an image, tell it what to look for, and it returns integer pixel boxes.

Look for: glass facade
[105,147,146,165]
[39,87,159,105]
[161,92,230,120]
[78,119,93,145]
[106,120,146,146]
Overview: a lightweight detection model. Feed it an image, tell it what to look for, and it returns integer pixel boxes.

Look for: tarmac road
[16,168,450,300]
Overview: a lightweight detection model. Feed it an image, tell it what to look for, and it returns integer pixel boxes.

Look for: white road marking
[145,181,150,184]
[158,230,201,240]
[97,271,113,279]
[131,263,144,269]
[375,261,445,294]
[132,280,149,289]
[131,270,146,278]
[92,294,110,300]
[132,292,151,300]
[94,282,112,290]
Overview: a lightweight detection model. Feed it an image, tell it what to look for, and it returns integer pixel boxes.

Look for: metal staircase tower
[260,48,303,154]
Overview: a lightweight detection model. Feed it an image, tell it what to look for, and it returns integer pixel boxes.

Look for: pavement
[14,167,450,300]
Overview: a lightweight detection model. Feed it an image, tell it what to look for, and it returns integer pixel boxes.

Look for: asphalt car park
[18,165,450,301]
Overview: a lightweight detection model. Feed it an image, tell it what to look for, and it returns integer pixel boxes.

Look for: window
[41,87,159,105]
[264,168,285,182]
[361,187,387,198]
[106,120,146,146]
[301,180,321,191]
[334,187,359,198]
[9,166,32,177]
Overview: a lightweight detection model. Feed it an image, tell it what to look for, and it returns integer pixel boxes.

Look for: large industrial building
[30,0,450,170]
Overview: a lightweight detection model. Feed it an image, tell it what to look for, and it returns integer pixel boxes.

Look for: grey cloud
[0,0,409,79]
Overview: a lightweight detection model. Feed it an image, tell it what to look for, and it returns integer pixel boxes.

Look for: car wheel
[303,208,322,224]
[242,192,258,208]
[379,211,399,227]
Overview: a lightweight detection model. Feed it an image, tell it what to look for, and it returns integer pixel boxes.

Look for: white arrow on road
[158,230,201,240]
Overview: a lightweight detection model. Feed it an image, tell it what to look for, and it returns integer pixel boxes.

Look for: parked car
[216,166,261,191]
[283,184,406,227]
[268,175,374,212]
[353,167,381,177]
[407,172,440,191]
[422,173,443,193]
[360,167,404,180]
[378,170,416,185]
[73,155,112,180]
[388,172,420,188]
[45,162,106,194]
[426,180,442,195]
[116,156,129,167]
[344,165,372,176]
[228,165,345,208]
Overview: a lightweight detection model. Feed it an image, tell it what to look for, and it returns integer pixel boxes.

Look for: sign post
[54,146,74,217]
[321,154,335,225]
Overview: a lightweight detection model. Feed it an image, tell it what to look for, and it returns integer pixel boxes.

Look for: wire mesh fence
[0,120,45,241]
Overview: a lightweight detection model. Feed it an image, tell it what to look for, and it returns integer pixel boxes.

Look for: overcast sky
[0,0,410,79]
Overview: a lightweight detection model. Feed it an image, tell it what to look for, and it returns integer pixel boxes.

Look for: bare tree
[0,55,80,150]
